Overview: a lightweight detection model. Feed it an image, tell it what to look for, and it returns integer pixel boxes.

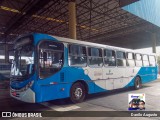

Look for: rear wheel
[70,82,86,103]
[134,76,142,90]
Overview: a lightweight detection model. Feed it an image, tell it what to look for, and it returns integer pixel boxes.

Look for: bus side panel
[137,67,157,84]
[34,66,158,102]
[66,67,103,94]
[35,83,72,103]
[87,81,96,94]
[34,67,72,102]
[34,67,94,102]
[125,66,141,87]
[65,67,107,94]
[124,66,157,88]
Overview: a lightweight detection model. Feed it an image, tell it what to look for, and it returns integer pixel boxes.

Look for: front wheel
[70,82,86,103]
[134,76,142,90]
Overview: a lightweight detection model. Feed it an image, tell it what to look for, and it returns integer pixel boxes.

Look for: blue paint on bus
[10,33,158,103]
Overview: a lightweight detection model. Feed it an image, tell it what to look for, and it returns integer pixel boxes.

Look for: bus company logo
[128,93,145,111]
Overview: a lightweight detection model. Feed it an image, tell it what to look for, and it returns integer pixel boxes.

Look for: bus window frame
[104,48,116,68]
[126,52,135,67]
[135,53,143,67]
[116,50,127,68]
[148,55,156,67]
[68,43,87,67]
[37,40,65,80]
[87,46,103,68]
[142,54,149,67]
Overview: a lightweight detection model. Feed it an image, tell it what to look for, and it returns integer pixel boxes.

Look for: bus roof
[18,33,155,56]
[52,35,156,56]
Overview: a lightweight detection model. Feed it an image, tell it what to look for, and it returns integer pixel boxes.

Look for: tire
[134,76,142,90]
[70,82,86,103]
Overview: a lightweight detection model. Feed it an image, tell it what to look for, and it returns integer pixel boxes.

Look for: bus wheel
[70,82,86,103]
[134,76,142,90]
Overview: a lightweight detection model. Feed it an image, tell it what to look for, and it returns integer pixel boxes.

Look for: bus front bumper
[10,88,35,103]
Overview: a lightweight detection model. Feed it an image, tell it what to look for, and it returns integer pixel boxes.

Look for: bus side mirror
[43,52,47,61]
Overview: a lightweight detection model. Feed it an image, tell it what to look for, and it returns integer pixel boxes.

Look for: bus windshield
[11,43,34,78]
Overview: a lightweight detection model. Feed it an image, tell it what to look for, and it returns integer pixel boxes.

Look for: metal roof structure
[0,0,160,49]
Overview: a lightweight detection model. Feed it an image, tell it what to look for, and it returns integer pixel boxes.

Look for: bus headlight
[20,81,34,92]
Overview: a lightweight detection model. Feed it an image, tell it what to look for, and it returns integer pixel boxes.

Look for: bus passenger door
[37,41,65,101]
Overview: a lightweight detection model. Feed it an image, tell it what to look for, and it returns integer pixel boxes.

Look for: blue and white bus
[10,33,158,103]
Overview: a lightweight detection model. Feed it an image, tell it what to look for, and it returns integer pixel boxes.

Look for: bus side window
[116,51,126,67]
[143,55,149,67]
[88,47,103,67]
[38,41,64,79]
[68,44,87,67]
[135,54,142,67]
[149,55,156,66]
[104,49,116,66]
[126,52,135,67]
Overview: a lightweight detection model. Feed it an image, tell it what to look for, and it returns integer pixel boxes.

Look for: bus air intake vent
[60,72,64,82]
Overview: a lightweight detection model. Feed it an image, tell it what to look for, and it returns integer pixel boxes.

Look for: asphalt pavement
[0,79,160,120]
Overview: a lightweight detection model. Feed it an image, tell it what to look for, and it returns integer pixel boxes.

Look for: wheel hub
[136,78,140,88]
[74,87,83,99]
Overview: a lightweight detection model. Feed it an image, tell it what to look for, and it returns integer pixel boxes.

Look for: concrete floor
[0,79,160,120]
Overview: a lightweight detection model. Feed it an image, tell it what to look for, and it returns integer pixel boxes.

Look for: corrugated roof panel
[123,0,160,27]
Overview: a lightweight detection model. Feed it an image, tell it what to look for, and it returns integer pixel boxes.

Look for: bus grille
[60,72,64,82]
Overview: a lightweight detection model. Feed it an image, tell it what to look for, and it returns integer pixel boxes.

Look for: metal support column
[151,33,156,53]
[68,0,76,39]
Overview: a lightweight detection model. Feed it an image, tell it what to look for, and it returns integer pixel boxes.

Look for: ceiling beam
[119,0,139,7]
[85,22,155,42]
[4,0,52,36]
[0,0,5,5]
